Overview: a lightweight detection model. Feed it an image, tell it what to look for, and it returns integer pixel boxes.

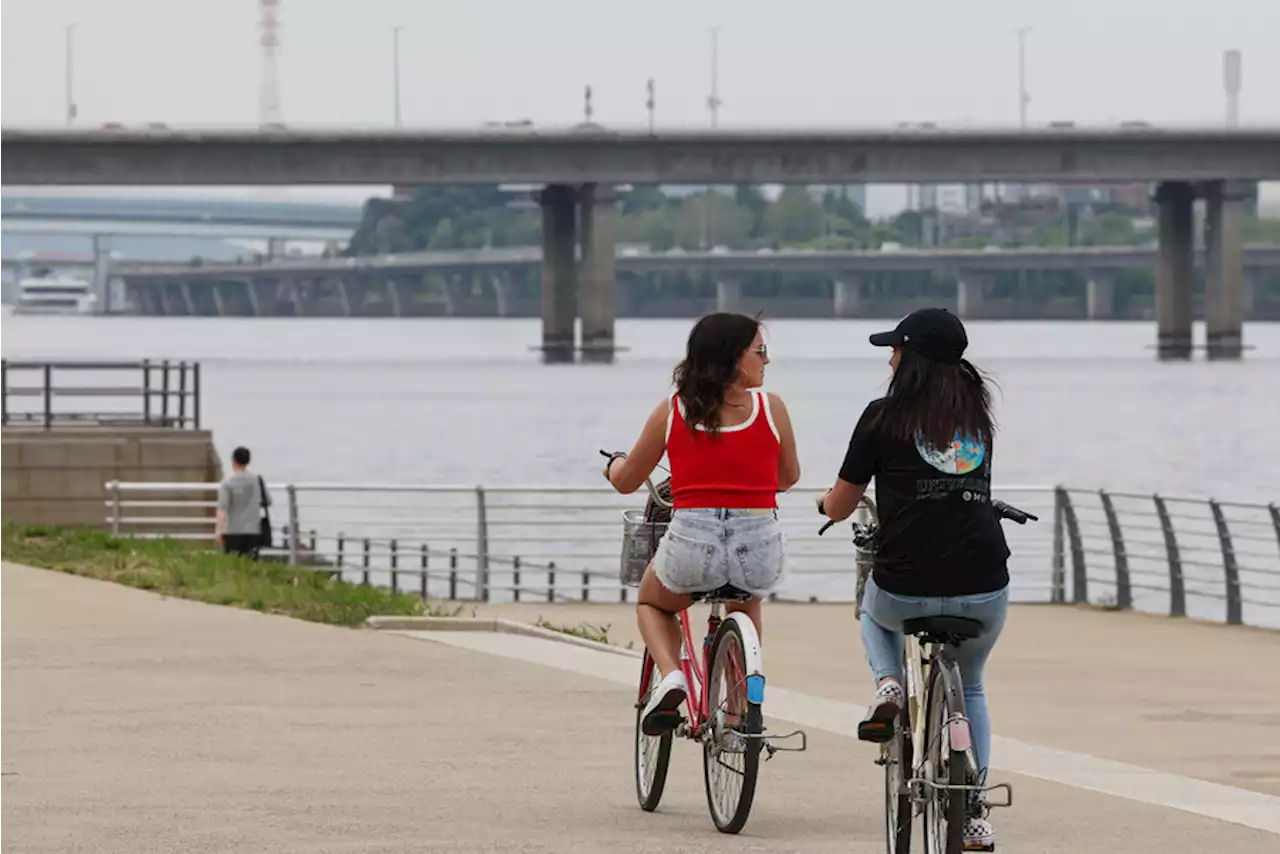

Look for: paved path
[473,601,1280,797]
[3,562,1278,853]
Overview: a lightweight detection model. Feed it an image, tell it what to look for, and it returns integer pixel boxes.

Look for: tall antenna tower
[259,0,283,127]
[1223,49,1241,127]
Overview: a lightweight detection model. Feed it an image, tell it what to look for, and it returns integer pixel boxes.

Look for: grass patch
[535,617,615,646]
[2,523,448,628]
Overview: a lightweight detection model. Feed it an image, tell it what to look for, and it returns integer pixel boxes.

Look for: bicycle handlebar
[817,494,1039,544]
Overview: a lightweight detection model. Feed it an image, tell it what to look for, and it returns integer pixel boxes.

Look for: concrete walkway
[3,561,1277,853]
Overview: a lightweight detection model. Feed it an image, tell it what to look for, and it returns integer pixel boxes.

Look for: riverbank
[0,523,453,626]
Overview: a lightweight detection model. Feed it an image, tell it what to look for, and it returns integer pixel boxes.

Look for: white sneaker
[641,670,688,736]
[962,816,995,851]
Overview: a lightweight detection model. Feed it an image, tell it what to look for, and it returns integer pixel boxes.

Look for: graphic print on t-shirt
[913,431,986,475]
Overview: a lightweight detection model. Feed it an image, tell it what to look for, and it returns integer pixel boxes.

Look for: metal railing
[2,360,201,429]
[102,480,1279,627]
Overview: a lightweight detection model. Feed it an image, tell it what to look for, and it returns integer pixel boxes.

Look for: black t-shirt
[838,398,1010,597]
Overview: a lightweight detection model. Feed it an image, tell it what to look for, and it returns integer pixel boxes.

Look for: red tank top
[665,391,781,509]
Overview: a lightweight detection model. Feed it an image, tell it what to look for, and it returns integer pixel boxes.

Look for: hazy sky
[3,1,1278,210]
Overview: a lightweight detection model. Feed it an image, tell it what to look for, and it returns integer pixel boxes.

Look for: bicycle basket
[619,477,674,587]
[620,510,667,586]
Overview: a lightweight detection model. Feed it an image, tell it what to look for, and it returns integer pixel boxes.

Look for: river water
[4,312,1277,623]
[4,312,1277,500]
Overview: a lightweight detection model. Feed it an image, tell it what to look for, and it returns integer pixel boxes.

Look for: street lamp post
[392,24,403,128]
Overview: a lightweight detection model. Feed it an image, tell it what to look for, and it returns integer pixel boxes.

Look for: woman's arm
[604,399,670,494]
[819,478,867,522]
[818,400,879,521]
[768,392,801,491]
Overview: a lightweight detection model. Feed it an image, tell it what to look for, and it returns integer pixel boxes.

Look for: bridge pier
[211,282,229,317]
[242,280,261,317]
[180,281,197,316]
[832,277,864,318]
[716,278,742,314]
[956,273,986,318]
[579,184,618,364]
[92,234,111,315]
[1203,180,1246,360]
[267,237,288,261]
[1086,271,1116,320]
[337,279,353,317]
[1155,181,1195,360]
[386,279,403,318]
[539,184,578,363]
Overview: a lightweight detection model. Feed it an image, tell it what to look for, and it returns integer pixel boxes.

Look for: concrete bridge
[5,561,1278,852]
[114,245,1280,324]
[6,126,1280,360]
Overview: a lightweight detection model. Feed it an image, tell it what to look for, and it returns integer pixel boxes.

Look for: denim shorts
[651,508,787,598]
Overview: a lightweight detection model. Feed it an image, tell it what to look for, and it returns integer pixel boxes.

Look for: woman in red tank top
[603,313,801,735]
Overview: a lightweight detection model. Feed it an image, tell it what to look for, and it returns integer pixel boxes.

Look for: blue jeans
[859,575,1009,774]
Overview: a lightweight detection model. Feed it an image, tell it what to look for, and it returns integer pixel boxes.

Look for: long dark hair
[873,349,996,451]
[672,312,760,434]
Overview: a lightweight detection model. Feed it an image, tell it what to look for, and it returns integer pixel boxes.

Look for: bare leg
[636,565,693,676]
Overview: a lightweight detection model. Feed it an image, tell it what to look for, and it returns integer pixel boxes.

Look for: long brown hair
[873,348,996,451]
[672,312,760,434]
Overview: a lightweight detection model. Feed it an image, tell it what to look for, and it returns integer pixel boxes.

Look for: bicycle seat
[902,616,984,644]
[690,584,754,604]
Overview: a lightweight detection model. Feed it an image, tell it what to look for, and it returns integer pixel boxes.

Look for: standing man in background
[216,446,271,559]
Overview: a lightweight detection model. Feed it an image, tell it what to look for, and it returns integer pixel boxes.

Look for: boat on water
[12,272,97,315]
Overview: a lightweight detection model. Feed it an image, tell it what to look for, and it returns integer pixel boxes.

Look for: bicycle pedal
[962,844,995,853]
[641,710,683,736]
[857,719,894,743]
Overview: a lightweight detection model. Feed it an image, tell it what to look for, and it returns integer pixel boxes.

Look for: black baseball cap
[869,307,968,364]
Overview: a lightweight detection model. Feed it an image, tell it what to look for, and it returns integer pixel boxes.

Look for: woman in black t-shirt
[817,307,1009,851]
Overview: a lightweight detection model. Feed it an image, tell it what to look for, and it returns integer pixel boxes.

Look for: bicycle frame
[636,602,749,742]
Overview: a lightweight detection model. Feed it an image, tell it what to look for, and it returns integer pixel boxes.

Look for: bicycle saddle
[902,615,984,643]
[690,584,754,604]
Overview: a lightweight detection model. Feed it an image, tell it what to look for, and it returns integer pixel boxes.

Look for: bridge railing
[1,360,201,429]
[100,480,1279,627]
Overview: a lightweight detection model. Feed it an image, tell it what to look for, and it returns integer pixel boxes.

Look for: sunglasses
[750,344,769,358]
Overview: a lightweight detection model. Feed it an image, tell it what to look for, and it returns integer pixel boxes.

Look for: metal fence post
[1098,490,1131,610]
[1269,503,1280,564]
[1051,486,1066,604]
[178,362,188,427]
[1208,499,1243,625]
[513,556,522,603]
[141,360,151,426]
[1152,494,1185,617]
[475,485,490,603]
[1056,487,1087,604]
[160,360,171,426]
[2,359,9,426]
[193,362,202,429]
[42,363,53,429]
[286,484,300,565]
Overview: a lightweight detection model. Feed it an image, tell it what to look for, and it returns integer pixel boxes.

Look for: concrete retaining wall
[2,427,223,528]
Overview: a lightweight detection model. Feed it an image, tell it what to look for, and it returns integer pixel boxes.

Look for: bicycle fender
[723,611,765,703]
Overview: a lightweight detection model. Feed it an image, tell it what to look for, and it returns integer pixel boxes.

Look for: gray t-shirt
[217,471,271,535]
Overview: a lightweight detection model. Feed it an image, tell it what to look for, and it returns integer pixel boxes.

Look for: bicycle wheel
[922,659,967,854]
[882,703,914,853]
[701,618,762,834]
[634,651,673,812]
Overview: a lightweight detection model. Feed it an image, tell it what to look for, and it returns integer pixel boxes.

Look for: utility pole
[1015,26,1031,128]
[64,23,77,127]
[646,78,655,134]
[1223,49,1241,128]
[704,26,724,250]
[392,25,403,127]
[708,25,723,129]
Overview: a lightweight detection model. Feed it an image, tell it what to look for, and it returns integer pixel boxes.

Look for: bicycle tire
[701,618,762,834]
[922,657,967,854]
[634,651,673,812]
[883,702,914,853]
